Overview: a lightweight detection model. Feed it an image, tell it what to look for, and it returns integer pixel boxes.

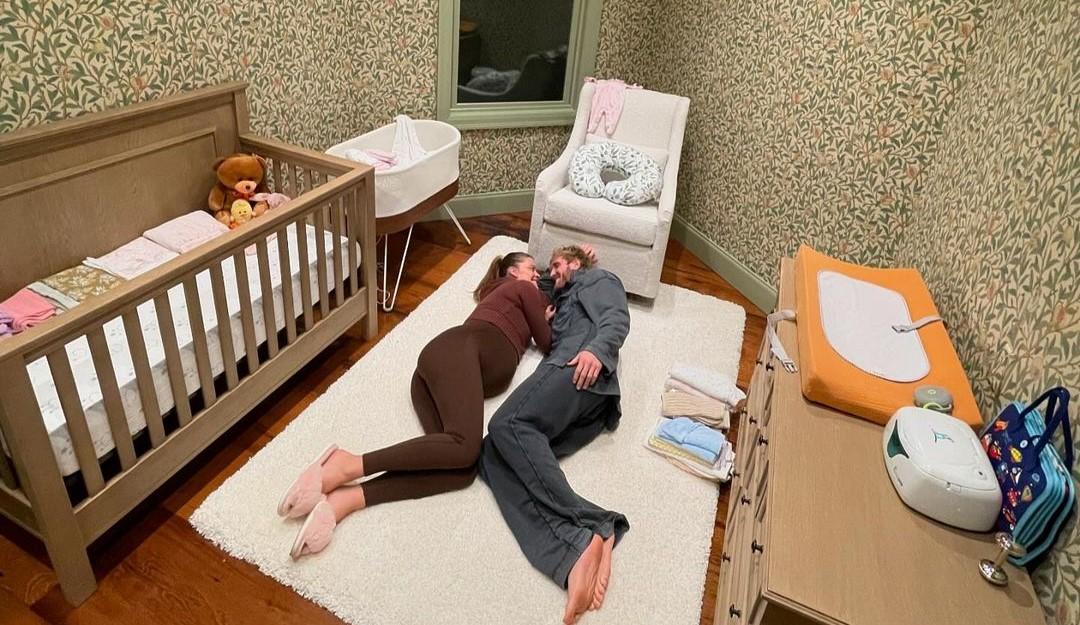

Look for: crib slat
[0,448,17,489]
[331,197,345,308]
[273,158,284,195]
[306,169,318,195]
[152,293,193,427]
[46,349,105,495]
[286,163,297,197]
[276,227,298,343]
[209,263,240,390]
[122,309,165,447]
[232,252,260,374]
[183,278,217,409]
[295,215,314,331]
[255,239,279,358]
[313,206,330,317]
[86,327,138,469]
[346,188,359,296]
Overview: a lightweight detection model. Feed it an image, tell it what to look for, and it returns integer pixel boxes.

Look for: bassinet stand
[377,180,466,311]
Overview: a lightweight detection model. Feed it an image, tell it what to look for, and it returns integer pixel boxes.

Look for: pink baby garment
[0,288,57,332]
[586,78,639,136]
[143,210,230,254]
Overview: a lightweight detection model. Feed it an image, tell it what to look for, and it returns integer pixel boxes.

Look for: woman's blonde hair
[473,252,532,302]
[550,245,594,270]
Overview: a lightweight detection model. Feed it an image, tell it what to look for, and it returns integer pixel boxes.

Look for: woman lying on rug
[278,245,596,559]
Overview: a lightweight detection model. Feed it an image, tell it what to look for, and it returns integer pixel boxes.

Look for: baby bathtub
[326,119,461,221]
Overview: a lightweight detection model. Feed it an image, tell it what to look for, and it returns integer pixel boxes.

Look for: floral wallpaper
[645,0,993,284]
[2,0,1075,621]
[0,0,640,197]
[898,2,1079,622]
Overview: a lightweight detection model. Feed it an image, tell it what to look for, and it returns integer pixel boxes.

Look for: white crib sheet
[15,224,353,477]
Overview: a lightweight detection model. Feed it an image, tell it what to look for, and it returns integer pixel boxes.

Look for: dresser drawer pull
[740,495,751,505]
[751,540,764,554]
[731,469,741,478]
[748,416,758,425]
[721,552,731,562]
[729,605,742,619]
[757,434,768,446]
[765,363,774,371]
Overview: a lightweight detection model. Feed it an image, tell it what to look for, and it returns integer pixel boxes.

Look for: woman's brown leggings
[361,320,519,506]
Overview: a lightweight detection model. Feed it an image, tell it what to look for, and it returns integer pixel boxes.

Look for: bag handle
[1024,387,1073,469]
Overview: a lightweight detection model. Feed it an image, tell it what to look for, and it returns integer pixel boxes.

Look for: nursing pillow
[568,141,663,206]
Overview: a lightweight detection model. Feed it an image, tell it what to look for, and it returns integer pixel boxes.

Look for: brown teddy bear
[208,153,271,228]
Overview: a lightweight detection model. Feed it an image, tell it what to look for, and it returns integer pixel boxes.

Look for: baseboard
[670,214,777,312]
[421,189,533,222]
[426,191,777,312]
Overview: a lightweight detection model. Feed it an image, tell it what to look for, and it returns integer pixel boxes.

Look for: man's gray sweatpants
[478,363,630,588]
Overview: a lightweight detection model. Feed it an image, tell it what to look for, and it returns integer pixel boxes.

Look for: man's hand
[567,350,603,390]
[578,243,599,265]
[545,305,556,323]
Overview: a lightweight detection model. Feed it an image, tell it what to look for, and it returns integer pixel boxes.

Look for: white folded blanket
[144,210,229,254]
[84,237,178,280]
[668,363,746,408]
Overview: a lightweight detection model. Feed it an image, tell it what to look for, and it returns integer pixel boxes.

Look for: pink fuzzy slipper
[290,499,337,560]
[277,444,339,518]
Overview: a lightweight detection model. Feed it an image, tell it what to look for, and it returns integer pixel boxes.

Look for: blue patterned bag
[979,387,1075,566]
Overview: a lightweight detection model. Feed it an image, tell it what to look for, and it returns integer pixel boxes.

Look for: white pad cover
[817,270,929,382]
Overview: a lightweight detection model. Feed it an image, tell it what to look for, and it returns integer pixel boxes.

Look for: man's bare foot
[590,536,614,610]
[564,535,603,624]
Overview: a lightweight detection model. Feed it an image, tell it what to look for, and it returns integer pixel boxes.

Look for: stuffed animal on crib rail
[208,153,270,228]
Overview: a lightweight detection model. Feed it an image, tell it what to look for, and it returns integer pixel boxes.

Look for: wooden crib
[0,82,377,604]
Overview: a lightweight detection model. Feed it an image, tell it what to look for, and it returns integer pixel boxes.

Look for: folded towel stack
[0,288,58,337]
[667,363,746,407]
[645,363,743,482]
[643,417,735,482]
[661,390,730,429]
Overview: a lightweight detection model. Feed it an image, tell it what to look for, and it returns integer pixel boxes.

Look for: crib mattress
[793,245,981,427]
[15,224,353,477]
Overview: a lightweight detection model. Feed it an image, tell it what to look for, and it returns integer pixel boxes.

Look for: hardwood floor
[0,212,766,625]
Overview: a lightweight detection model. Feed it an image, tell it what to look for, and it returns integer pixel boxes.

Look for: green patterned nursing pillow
[569,141,663,206]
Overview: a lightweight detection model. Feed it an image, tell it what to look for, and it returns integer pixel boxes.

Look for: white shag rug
[191,236,746,625]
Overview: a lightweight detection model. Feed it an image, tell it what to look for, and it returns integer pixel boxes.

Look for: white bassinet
[327,119,467,310]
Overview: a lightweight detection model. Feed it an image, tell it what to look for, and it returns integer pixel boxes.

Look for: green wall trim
[422,189,534,222]
[670,214,777,313]
[436,0,602,130]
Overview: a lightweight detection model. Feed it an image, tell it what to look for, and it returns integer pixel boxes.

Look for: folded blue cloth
[657,417,725,464]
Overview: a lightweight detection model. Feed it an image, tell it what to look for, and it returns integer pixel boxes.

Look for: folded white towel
[84,237,178,280]
[668,363,746,408]
[144,210,229,254]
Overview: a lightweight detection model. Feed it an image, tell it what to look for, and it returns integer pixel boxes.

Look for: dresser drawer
[717,484,753,625]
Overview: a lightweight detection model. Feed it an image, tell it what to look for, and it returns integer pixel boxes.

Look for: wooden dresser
[716,259,1046,625]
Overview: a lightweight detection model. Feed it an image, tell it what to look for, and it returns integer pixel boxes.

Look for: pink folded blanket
[84,237,179,280]
[0,288,57,333]
[144,210,229,254]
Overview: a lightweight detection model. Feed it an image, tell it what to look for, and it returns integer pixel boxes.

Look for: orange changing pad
[793,245,981,427]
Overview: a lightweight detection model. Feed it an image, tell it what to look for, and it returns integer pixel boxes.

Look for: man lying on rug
[480,245,631,625]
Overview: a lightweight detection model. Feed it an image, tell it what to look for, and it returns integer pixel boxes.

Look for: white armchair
[528,82,690,298]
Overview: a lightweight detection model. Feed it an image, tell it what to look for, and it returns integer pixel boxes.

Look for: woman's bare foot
[321,449,365,492]
[590,536,614,610]
[564,535,603,625]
